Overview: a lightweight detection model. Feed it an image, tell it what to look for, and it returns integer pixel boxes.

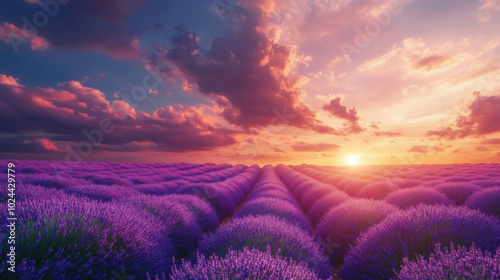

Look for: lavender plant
[316,199,399,265]
[435,182,482,205]
[166,247,327,280]
[197,215,331,278]
[384,186,455,209]
[339,205,500,280]
[308,190,350,227]
[394,244,500,280]
[234,197,312,233]
[464,186,500,217]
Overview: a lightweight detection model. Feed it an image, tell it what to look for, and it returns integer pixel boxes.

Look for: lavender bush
[384,187,455,209]
[299,185,335,213]
[0,198,175,279]
[335,177,370,196]
[165,247,327,280]
[339,205,500,280]
[162,194,220,232]
[20,174,89,190]
[197,215,331,278]
[63,184,140,201]
[435,182,482,205]
[0,184,69,202]
[234,197,312,233]
[119,195,203,258]
[316,199,399,265]
[464,186,500,217]
[356,181,398,200]
[394,244,500,280]
[308,190,350,227]
[176,183,236,219]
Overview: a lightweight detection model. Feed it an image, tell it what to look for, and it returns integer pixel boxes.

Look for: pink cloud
[323,97,359,123]
[411,54,452,71]
[37,138,59,152]
[323,97,364,133]
[147,9,337,134]
[408,145,429,153]
[292,142,341,152]
[373,131,402,137]
[475,146,491,151]
[0,74,20,86]
[427,92,500,139]
[0,74,236,154]
[0,22,49,51]
[481,138,500,144]
[0,0,141,59]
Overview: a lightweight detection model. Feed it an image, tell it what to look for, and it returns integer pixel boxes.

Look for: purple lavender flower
[166,247,327,280]
[384,186,455,209]
[464,186,500,217]
[356,181,399,200]
[63,184,140,201]
[234,197,312,233]
[339,205,500,280]
[299,185,336,213]
[198,215,331,278]
[394,244,500,280]
[118,195,203,258]
[0,184,69,202]
[435,182,482,205]
[130,182,179,196]
[162,194,220,232]
[176,183,236,219]
[308,190,350,227]
[316,199,399,265]
[20,174,89,190]
[0,197,175,279]
[245,164,301,207]
[335,177,370,196]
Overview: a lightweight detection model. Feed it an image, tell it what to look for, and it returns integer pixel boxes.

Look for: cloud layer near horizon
[0,74,236,155]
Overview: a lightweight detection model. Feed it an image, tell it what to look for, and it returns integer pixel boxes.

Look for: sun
[346,155,360,166]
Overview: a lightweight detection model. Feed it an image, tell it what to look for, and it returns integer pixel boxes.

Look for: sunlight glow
[346,155,360,166]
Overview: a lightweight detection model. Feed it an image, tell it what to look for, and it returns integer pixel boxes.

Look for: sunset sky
[1,0,499,165]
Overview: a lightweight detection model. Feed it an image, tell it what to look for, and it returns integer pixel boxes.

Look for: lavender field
[1,160,500,280]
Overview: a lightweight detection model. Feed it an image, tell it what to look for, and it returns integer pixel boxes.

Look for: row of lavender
[284,164,500,279]
[294,164,500,217]
[167,165,331,279]
[2,160,250,202]
[0,160,260,279]
[1,160,499,279]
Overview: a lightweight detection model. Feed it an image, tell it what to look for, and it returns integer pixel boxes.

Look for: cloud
[0,22,49,50]
[481,138,500,144]
[0,137,60,153]
[292,142,340,152]
[323,97,359,122]
[411,54,452,71]
[427,92,500,140]
[322,97,364,133]
[432,145,446,152]
[478,0,500,21]
[273,147,285,153]
[475,146,491,151]
[373,131,402,137]
[0,74,236,154]
[407,145,429,153]
[0,0,141,59]
[147,5,336,134]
